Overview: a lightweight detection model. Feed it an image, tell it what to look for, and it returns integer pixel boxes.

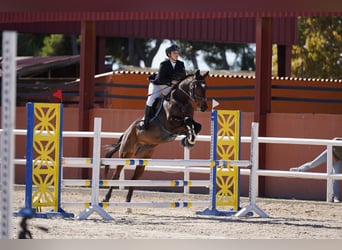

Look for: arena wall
[104,71,342,114]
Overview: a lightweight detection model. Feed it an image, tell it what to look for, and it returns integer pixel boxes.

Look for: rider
[138,44,186,130]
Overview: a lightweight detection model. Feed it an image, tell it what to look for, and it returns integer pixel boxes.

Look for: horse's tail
[104,134,123,177]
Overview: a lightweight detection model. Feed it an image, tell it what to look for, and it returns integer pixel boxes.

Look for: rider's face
[169,50,179,62]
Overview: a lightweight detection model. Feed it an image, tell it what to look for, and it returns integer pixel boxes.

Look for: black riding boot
[139,106,153,130]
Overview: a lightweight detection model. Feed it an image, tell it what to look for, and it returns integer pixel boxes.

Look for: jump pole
[14,103,73,218]
[197,108,242,216]
[59,114,250,219]
[235,122,269,217]
[0,31,17,239]
[77,118,113,220]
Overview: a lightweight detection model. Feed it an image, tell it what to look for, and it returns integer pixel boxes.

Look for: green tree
[178,41,207,69]
[106,37,163,67]
[292,17,342,79]
[178,41,254,71]
[40,34,78,56]
[202,43,231,70]
[240,46,255,71]
[17,33,46,56]
[0,33,45,56]
[1,33,78,56]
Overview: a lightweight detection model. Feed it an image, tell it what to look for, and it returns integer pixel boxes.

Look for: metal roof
[0,18,297,45]
[1,0,340,45]
[1,0,342,17]
[1,0,341,45]
[0,55,80,77]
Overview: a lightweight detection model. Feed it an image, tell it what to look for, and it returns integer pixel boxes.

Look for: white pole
[77,118,113,220]
[91,118,102,206]
[250,122,259,204]
[0,31,17,239]
[183,147,190,194]
[326,144,333,202]
[235,122,269,218]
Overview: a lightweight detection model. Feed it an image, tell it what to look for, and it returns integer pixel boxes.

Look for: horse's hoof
[126,208,133,214]
[181,137,195,148]
[184,117,193,126]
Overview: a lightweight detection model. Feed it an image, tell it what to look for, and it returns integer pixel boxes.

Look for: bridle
[178,78,207,103]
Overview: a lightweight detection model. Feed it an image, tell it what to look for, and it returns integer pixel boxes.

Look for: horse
[102,70,209,203]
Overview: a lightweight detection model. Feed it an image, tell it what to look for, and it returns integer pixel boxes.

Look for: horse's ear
[203,71,209,78]
[195,69,201,77]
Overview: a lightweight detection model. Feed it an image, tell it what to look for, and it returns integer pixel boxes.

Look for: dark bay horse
[103,70,209,203]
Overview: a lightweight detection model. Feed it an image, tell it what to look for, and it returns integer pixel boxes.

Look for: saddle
[150,97,164,120]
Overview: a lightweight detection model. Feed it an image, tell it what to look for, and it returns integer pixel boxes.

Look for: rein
[146,85,170,97]
[178,79,207,102]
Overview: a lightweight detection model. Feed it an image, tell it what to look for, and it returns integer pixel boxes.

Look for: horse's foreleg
[126,165,146,202]
[103,165,124,202]
[181,117,198,148]
[193,121,202,134]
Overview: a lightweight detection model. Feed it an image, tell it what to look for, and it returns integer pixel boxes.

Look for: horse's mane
[178,73,195,84]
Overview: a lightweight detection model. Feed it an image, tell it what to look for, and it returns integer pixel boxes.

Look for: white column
[1,31,17,239]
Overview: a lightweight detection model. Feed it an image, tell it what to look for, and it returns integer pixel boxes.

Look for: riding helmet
[165,44,179,56]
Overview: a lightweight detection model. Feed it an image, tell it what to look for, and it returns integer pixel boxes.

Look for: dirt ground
[10,185,342,239]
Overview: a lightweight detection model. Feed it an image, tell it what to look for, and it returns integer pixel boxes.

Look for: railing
[255,137,342,202]
[2,126,342,202]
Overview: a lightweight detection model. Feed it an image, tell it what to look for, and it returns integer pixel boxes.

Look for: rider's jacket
[150,59,186,85]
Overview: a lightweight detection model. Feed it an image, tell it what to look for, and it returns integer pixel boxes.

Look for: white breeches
[146,83,172,107]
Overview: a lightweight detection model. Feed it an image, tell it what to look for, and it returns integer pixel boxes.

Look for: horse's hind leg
[103,165,124,202]
[126,165,146,202]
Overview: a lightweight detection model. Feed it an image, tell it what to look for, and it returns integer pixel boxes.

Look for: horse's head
[189,70,209,112]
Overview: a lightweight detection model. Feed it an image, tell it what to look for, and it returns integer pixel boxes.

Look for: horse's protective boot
[138,106,153,130]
